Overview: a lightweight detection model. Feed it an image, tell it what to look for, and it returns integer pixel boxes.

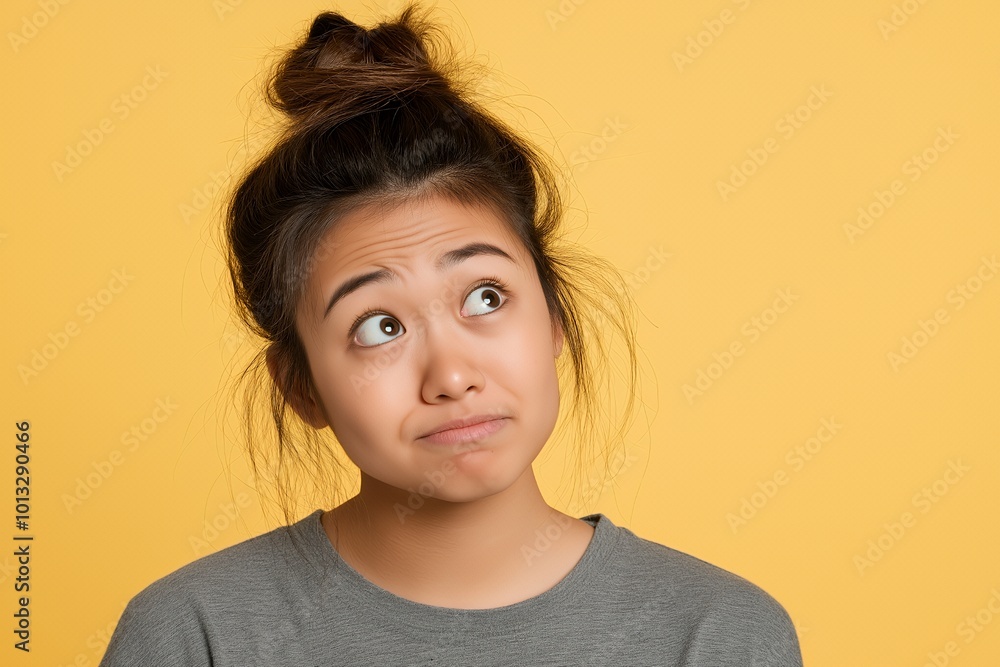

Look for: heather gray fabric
[100,510,803,666]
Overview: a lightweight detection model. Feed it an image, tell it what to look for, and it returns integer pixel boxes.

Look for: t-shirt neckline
[299,508,618,635]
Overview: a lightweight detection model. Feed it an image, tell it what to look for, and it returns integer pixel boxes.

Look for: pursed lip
[419,414,508,439]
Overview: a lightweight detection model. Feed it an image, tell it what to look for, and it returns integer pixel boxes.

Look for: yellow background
[2,0,998,664]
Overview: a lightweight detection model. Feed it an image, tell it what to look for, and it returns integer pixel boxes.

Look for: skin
[267,192,595,610]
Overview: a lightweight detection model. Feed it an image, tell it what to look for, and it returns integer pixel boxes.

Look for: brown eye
[355,314,404,347]
[463,284,506,316]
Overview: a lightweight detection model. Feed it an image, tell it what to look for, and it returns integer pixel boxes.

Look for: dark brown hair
[222,2,642,526]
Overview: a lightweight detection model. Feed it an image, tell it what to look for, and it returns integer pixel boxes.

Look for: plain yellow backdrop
[2,0,998,664]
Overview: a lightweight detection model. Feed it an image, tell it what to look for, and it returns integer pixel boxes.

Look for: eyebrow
[322,242,517,320]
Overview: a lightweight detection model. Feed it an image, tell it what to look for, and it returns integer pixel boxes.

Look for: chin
[417,461,529,504]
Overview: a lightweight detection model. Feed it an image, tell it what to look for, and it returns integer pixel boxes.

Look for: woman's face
[287,193,564,502]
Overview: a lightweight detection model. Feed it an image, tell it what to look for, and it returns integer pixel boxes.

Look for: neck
[323,467,586,608]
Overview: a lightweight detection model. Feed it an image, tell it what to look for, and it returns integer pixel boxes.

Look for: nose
[418,317,486,403]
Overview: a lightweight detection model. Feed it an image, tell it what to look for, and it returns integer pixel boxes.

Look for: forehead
[314,194,526,272]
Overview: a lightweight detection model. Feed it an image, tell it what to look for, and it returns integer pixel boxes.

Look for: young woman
[100,4,803,665]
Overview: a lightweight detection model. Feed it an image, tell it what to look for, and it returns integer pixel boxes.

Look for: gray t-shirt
[99,510,803,666]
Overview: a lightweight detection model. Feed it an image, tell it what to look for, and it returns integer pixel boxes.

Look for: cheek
[498,315,561,402]
[317,350,409,427]
[511,301,559,364]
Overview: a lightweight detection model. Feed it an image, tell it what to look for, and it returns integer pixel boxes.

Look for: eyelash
[347,275,512,344]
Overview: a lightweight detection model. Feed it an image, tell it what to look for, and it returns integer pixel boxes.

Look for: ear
[265,344,328,429]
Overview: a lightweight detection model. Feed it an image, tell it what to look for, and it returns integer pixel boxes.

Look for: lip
[419,414,509,445]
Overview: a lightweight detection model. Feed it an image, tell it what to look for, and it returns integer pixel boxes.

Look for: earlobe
[265,345,328,429]
[552,318,565,358]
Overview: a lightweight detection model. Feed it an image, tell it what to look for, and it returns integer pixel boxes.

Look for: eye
[353,311,404,348]
[349,277,511,349]
[463,279,508,316]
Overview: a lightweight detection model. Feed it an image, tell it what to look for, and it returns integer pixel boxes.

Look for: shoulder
[100,514,320,666]
[134,515,313,606]
[592,516,803,665]
[621,523,789,612]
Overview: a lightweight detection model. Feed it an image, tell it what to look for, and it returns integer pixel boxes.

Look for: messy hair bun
[223,2,640,526]
[268,8,448,124]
